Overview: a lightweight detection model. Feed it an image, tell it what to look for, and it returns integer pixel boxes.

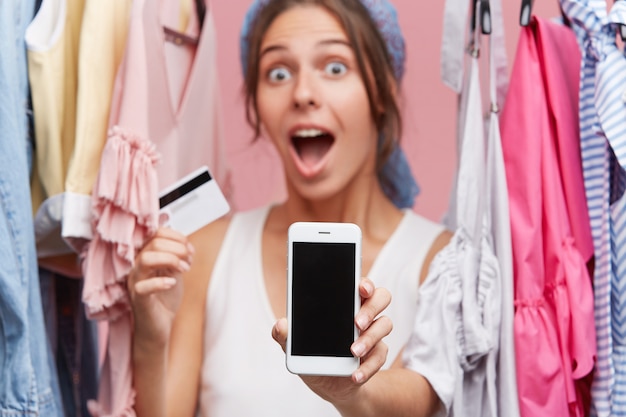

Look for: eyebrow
[259,38,352,60]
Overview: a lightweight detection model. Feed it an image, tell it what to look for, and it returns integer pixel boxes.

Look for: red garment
[500,16,595,417]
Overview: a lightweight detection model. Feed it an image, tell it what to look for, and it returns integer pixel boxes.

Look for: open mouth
[291,128,334,168]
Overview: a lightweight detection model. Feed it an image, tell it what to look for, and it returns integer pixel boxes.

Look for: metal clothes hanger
[520,0,573,29]
[163,0,206,46]
[472,0,493,34]
[195,0,206,32]
[520,0,533,26]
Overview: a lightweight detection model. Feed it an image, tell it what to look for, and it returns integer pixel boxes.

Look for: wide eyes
[265,61,348,83]
[268,67,292,82]
[324,61,347,76]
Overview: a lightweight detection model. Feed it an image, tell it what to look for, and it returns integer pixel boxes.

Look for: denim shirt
[40,269,99,417]
[0,1,63,415]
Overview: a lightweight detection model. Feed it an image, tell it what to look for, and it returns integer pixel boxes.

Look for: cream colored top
[26,0,132,256]
[26,0,84,256]
[62,0,132,247]
[197,205,444,417]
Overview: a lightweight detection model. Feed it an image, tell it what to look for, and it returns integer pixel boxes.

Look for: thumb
[272,317,288,352]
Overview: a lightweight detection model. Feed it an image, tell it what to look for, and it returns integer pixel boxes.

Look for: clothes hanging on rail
[26,0,85,258]
[483,3,519,415]
[25,2,132,415]
[62,0,132,253]
[404,0,517,414]
[82,126,160,417]
[559,1,626,415]
[81,0,230,415]
[106,0,230,193]
[25,0,136,257]
[0,0,64,415]
[500,15,595,417]
[404,49,502,416]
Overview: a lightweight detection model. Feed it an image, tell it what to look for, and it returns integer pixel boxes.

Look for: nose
[292,70,319,109]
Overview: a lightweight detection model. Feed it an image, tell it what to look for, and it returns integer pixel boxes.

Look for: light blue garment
[40,268,99,417]
[560,0,626,415]
[0,0,63,415]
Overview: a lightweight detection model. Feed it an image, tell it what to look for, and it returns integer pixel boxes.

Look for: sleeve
[62,0,132,252]
[402,232,463,415]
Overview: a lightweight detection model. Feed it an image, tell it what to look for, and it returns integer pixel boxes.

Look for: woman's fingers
[272,317,288,352]
[355,284,391,332]
[141,229,194,262]
[130,228,193,282]
[133,276,178,295]
[359,277,376,299]
[273,277,392,387]
[134,250,191,277]
[351,314,392,358]
[144,226,190,247]
[351,338,389,384]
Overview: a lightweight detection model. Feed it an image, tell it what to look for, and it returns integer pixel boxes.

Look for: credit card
[158,166,230,235]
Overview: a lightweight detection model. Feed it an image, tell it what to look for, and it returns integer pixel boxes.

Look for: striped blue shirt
[560,0,626,415]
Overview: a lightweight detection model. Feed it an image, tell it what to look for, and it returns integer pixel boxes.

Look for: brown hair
[242,0,402,175]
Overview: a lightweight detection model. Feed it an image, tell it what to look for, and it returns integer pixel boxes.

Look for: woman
[128,0,451,416]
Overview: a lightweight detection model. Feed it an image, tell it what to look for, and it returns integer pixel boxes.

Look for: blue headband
[240,0,419,209]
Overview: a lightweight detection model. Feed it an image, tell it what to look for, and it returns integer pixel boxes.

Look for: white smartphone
[286,222,362,376]
[158,166,230,236]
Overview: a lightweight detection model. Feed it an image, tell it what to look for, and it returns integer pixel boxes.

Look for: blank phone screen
[291,242,355,357]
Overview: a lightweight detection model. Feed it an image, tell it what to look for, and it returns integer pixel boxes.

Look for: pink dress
[82,127,160,417]
[81,0,230,415]
[500,16,595,417]
[108,0,230,192]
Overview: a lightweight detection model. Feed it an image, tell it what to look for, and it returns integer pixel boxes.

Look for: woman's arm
[129,219,229,417]
[332,352,442,417]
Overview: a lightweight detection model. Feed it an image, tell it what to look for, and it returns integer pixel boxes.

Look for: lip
[287,123,335,179]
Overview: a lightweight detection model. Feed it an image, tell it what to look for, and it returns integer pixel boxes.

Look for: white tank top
[197,205,444,417]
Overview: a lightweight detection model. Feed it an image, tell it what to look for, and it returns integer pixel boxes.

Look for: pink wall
[212,1,559,222]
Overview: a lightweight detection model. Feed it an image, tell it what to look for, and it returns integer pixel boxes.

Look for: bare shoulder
[187,215,231,272]
[418,228,453,285]
[182,215,232,294]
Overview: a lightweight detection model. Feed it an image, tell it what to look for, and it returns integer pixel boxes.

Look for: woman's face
[256,4,378,202]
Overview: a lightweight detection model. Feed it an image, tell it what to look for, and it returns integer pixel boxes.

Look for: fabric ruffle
[403,227,500,415]
[81,126,160,417]
[82,126,160,320]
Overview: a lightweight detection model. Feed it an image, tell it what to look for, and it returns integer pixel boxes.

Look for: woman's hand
[272,277,392,406]
[127,227,195,348]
